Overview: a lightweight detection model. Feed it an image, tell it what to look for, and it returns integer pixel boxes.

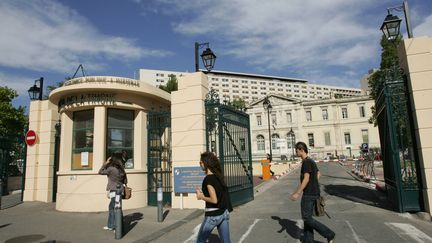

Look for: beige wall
[170,72,209,209]
[398,36,432,214]
[23,100,59,202]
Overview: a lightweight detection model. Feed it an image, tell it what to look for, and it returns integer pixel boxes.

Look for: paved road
[154,162,432,243]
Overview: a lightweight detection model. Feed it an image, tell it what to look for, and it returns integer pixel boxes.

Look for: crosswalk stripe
[345,220,363,243]
[386,222,432,243]
[183,224,201,243]
[239,219,262,243]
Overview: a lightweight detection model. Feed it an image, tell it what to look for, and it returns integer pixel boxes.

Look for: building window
[322,108,328,120]
[286,112,292,123]
[257,115,262,126]
[306,110,312,121]
[287,132,295,149]
[344,132,351,145]
[362,129,369,143]
[342,107,348,119]
[324,132,331,146]
[72,110,94,170]
[359,106,366,118]
[257,135,265,151]
[271,113,277,125]
[106,109,134,169]
[272,134,280,150]
[308,133,314,147]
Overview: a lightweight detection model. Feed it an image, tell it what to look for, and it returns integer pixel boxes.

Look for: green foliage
[0,86,27,138]
[45,77,71,98]
[232,97,246,110]
[367,35,403,125]
[158,74,178,93]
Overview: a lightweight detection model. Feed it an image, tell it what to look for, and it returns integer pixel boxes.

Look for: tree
[367,35,402,125]
[158,74,178,93]
[0,86,27,138]
[232,97,246,110]
[45,77,71,99]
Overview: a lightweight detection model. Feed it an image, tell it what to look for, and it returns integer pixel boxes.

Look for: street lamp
[28,77,44,101]
[380,0,413,42]
[288,127,295,161]
[263,96,273,162]
[195,42,217,72]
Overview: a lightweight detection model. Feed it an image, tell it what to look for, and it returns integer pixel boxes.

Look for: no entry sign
[26,130,37,146]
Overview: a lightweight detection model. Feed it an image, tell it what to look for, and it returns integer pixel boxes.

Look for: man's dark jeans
[301,195,335,243]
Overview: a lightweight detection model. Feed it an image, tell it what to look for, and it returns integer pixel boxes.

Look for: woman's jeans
[107,190,122,229]
[197,209,231,243]
[301,195,335,243]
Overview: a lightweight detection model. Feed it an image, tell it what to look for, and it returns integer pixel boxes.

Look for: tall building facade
[138,69,363,103]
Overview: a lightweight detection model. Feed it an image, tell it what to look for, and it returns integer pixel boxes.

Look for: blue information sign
[173,167,206,193]
[361,143,369,152]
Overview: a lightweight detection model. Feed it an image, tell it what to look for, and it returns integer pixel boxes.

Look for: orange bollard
[261,159,271,180]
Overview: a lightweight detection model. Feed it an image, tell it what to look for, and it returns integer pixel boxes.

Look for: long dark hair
[107,153,126,176]
[200,151,226,187]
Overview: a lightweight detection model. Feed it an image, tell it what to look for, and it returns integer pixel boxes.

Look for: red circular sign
[26,130,37,146]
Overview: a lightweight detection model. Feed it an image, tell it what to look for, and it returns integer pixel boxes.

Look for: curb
[272,163,301,181]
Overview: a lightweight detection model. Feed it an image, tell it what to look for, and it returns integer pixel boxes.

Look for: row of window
[256,105,366,125]
[73,109,134,170]
[255,129,369,151]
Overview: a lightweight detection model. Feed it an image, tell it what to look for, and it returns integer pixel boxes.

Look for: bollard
[114,184,123,240]
[157,170,163,222]
[261,159,271,180]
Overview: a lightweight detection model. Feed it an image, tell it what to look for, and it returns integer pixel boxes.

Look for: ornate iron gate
[205,89,254,206]
[376,76,422,212]
[0,136,26,209]
[147,111,172,206]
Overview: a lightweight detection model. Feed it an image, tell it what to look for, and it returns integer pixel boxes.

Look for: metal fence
[205,89,254,206]
[376,77,422,212]
[0,136,26,209]
[147,111,172,206]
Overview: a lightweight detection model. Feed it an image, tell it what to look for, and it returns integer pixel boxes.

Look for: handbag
[313,196,325,217]
[123,185,132,200]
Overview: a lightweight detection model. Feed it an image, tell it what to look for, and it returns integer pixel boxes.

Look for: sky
[1,0,431,109]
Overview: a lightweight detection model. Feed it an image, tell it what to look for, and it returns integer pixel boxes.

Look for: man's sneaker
[103,226,114,231]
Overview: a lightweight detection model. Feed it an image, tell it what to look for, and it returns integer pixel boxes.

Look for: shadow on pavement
[123,212,144,234]
[4,234,45,243]
[324,184,391,210]
[271,216,302,240]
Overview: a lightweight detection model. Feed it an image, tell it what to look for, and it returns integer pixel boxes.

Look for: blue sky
[1,0,431,109]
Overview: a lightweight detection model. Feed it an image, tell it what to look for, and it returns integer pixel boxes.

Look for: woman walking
[99,153,127,231]
[196,152,233,243]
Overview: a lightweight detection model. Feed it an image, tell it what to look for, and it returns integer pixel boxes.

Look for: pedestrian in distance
[266,153,275,176]
[196,151,233,243]
[290,142,335,243]
[98,152,128,231]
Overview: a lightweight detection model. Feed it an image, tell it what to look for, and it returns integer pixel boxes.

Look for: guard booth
[376,74,423,212]
[204,89,254,206]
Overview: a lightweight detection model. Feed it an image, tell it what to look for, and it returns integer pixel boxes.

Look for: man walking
[290,142,335,243]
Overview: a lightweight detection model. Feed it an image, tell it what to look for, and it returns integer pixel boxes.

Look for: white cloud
[0,72,35,97]
[414,14,432,37]
[0,0,173,74]
[159,0,391,86]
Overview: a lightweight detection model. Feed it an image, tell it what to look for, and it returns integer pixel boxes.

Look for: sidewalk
[339,159,386,191]
[0,162,301,243]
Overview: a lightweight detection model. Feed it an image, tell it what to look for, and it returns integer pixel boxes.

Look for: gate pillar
[171,72,209,209]
[398,36,432,215]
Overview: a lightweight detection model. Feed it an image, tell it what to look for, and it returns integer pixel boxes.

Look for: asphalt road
[154,162,432,243]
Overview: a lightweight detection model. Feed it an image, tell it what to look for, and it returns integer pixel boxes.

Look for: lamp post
[28,77,44,101]
[380,0,413,42]
[195,42,217,72]
[263,96,273,162]
[288,128,295,161]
